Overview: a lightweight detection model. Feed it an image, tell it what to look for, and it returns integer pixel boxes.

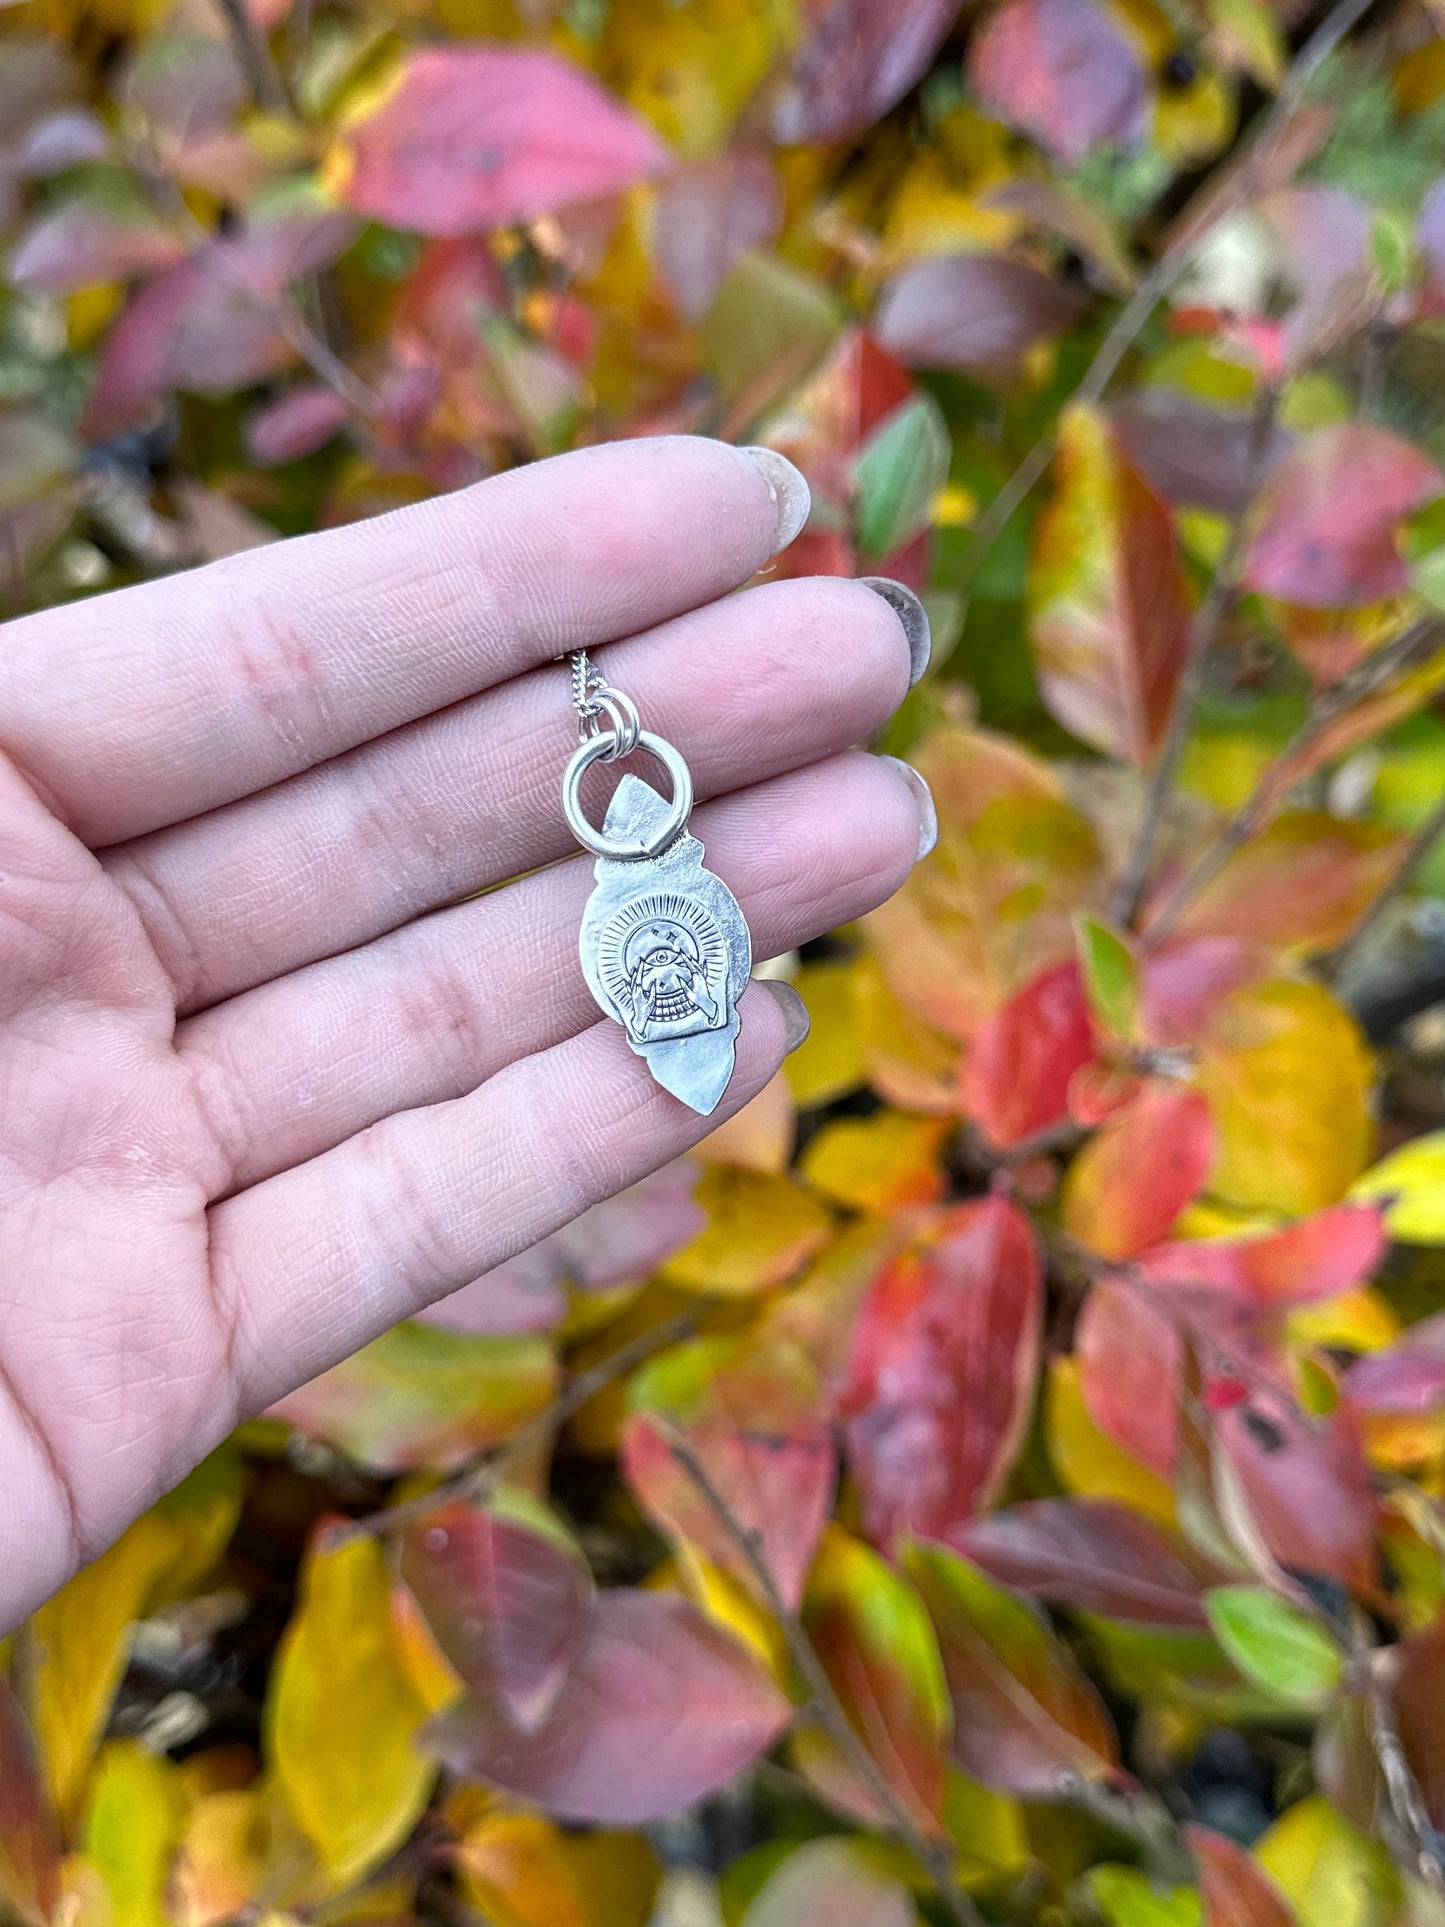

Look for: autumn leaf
[1027,403,1193,767]
[947,1499,1215,1628]
[400,1493,593,1731]
[844,1196,1042,1548]
[959,958,1097,1148]
[800,1109,950,1212]
[329,48,668,236]
[1244,423,1444,607]
[0,1677,60,1927]
[970,0,1149,165]
[773,0,967,144]
[1188,1826,1300,1927]
[741,1837,916,1927]
[1062,1083,1215,1259]
[81,1743,185,1927]
[426,1589,790,1825]
[792,1526,951,1833]
[1135,1203,1386,1309]
[455,1810,659,1927]
[1204,1588,1344,1710]
[905,1540,1123,1797]
[621,1332,834,1611]
[875,253,1087,375]
[1253,1795,1400,1927]
[662,1165,832,1295]
[267,1523,433,1887]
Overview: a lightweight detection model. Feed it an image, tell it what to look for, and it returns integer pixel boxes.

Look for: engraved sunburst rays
[595,890,729,1045]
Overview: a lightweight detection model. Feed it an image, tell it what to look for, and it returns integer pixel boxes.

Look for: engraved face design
[596,892,728,1045]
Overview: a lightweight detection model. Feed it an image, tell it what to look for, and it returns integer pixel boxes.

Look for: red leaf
[1188,1826,1300,1927]
[0,1675,61,1927]
[622,1334,835,1612]
[773,0,966,144]
[946,1499,1214,1627]
[1061,1083,1215,1260]
[969,0,1148,166]
[1244,422,1443,607]
[960,960,1097,1149]
[401,1497,592,1731]
[1136,1204,1386,1309]
[333,47,667,236]
[1217,1403,1377,1591]
[843,1197,1043,1549]
[425,1590,790,1824]
[1112,393,1293,517]
[874,253,1086,375]
[653,154,782,323]
[1077,1279,1179,1479]
[246,384,351,465]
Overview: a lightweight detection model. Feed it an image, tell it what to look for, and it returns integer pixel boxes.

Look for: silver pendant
[562,732,750,1116]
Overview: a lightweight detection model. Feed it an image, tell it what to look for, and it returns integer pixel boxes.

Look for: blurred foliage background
[11,0,1445,1923]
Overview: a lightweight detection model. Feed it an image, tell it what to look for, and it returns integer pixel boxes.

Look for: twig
[1140,616,1445,951]
[351,1310,698,1538]
[211,0,292,114]
[1320,786,1445,985]
[956,0,1385,596]
[1350,1611,1445,1894]
[1110,387,1280,928]
[662,1427,989,1927]
[1055,1771,1193,1884]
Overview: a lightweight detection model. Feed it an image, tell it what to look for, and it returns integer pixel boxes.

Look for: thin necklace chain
[567,647,641,757]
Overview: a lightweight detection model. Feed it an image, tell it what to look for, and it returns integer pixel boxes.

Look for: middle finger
[102,575,917,1012]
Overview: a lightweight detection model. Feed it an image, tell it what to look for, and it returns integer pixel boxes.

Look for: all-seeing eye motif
[596,896,728,1045]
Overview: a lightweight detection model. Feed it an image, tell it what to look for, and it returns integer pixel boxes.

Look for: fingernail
[860,576,932,687]
[877,755,938,861]
[739,445,811,552]
[758,978,811,1054]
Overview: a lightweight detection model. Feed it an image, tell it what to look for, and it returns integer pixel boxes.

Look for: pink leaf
[969,0,1149,166]
[773,0,966,144]
[1346,1346,1445,1415]
[874,254,1087,375]
[1244,422,1443,607]
[844,1196,1043,1549]
[653,153,782,322]
[401,1498,592,1731]
[425,1590,791,1824]
[947,1499,1216,1627]
[245,385,351,465]
[10,196,185,295]
[334,47,668,236]
[1218,1402,1377,1591]
[1077,1279,1179,1479]
[1136,1203,1386,1309]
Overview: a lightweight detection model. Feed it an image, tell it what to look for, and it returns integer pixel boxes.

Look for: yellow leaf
[652,1549,787,1680]
[581,0,793,157]
[1351,1130,1445,1243]
[1254,1796,1401,1927]
[28,1512,178,1830]
[266,1528,432,1890]
[854,956,960,1115]
[1286,1287,1398,1354]
[456,1809,660,1927]
[389,1582,464,1718]
[783,960,865,1108]
[663,1167,833,1296]
[172,1790,265,1927]
[801,1110,951,1213]
[696,1071,797,1173]
[1197,979,1374,1215]
[81,1745,184,1927]
[1155,70,1236,168]
[943,1768,1030,1888]
[1045,1358,1176,1529]
[55,1854,112,1927]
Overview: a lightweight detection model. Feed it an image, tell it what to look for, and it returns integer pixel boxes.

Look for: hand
[0,436,932,1626]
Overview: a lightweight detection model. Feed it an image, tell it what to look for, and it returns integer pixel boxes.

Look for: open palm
[0,437,928,1627]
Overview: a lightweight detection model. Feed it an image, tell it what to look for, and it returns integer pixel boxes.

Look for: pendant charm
[578,774,750,1115]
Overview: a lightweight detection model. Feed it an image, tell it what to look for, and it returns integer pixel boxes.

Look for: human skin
[0,435,932,1627]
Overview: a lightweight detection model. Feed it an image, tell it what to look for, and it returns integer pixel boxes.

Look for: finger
[104,576,917,1011]
[0,438,804,846]
[181,751,928,1191]
[209,980,796,1410]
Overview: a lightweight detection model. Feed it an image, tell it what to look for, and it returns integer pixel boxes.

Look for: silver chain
[567,647,641,759]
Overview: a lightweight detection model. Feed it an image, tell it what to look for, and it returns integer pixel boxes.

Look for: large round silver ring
[562,729,694,861]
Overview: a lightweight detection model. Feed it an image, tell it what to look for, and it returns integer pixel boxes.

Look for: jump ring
[562,729,694,861]
[587,691,641,758]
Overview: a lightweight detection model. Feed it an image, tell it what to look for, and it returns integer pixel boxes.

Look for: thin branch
[1320,785,1445,985]
[1110,387,1280,928]
[1140,616,1445,952]
[662,1427,989,1927]
[351,1311,698,1539]
[956,0,1385,596]
[1350,1612,1445,1894]
[211,0,292,114]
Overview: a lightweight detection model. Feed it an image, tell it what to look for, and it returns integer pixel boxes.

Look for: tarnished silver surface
[579,774,751,1115]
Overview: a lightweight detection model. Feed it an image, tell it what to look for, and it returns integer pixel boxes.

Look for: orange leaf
[1062,1083,1215,1259]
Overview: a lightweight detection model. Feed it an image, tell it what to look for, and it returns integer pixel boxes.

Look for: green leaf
[1074,914,1139,1040]
[852,394,950,561]
[1089,1866,1202,1927]
[1203,1587,1344,1710]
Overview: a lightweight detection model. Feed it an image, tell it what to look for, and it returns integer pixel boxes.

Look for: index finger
[0,438,805,845]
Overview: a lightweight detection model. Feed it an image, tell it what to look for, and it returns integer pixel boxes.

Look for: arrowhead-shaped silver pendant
[578,775,751,1115]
